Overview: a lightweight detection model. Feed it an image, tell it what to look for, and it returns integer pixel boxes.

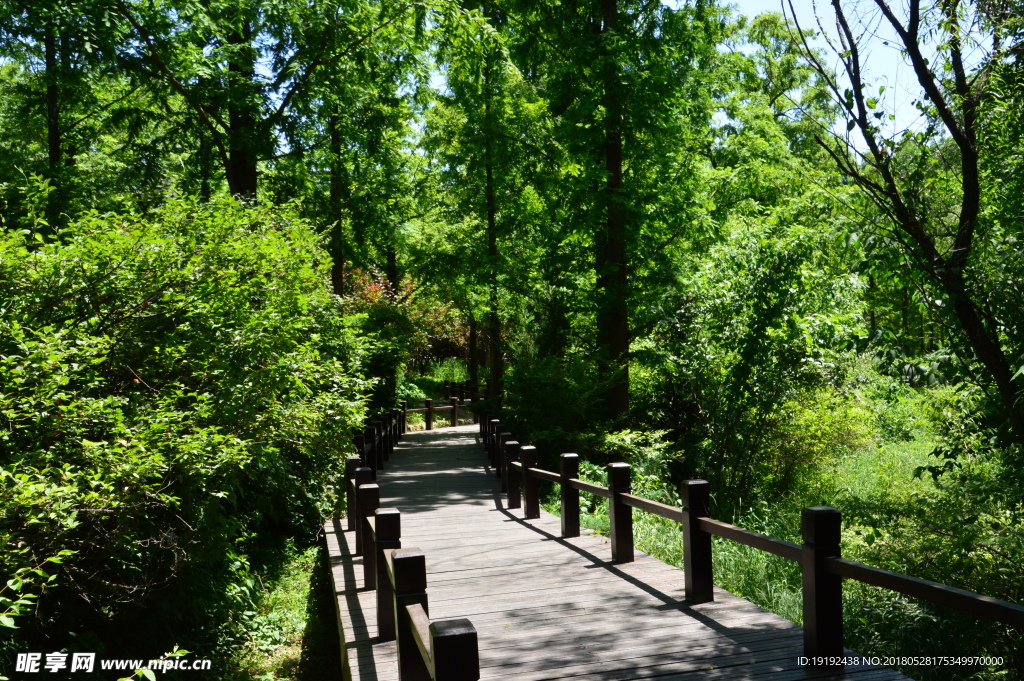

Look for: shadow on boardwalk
[327,425,909,681]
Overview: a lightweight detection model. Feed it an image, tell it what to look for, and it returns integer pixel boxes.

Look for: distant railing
[478,413,1024,665]
[343,414,480,681]
[398,381,489,431]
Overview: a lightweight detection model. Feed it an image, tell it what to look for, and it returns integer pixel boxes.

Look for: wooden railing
[397,381,498,431]
[479,414,1024,664]
[343,416,480,681]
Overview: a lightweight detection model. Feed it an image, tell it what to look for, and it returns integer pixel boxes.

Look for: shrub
[0,197,369,660]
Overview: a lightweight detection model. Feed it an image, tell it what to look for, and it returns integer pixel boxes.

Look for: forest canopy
[1,0,1023,679]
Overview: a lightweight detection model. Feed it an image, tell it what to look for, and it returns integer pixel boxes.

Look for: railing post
[353,467,373,554]
[497,432,511,483]
[505,441,521,509]
[480,410,492,440]
[375,508,401,640]
[451,397,459,427]
[681,480,714,604]
[383,413,392,460]
[400,401,408,435]
[431,619,480,681]
[560,454,580,538]
[426,399,434,431]
[392,548,431,681]
[375,421,386,471]
[363,426,377,479]
[472,401,479,424]
[345,455,362,531]
[521,446,540,519]
[802,507,844,662]
[358,483,380,586]
[488,419,501,466]
[608,463,634,563]
[390,409,399,456]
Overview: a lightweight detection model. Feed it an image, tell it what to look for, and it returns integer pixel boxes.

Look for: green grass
[227,544,341,681]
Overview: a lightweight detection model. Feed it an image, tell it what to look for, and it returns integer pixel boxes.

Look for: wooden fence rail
[480,415,1024,664]
[341,412,480,681]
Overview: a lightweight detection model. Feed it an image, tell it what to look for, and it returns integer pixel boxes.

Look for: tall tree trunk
[44,20,62,230]
[469,318,479,390]
[598,0,629,422]
[227,22,258,199]
[329,106,346,294]
[484,61,503,403]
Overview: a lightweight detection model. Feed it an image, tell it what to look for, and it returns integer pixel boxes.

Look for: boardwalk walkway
[325,425,907,681]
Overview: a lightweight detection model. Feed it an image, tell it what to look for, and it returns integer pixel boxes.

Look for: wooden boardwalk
[325,425,908,681]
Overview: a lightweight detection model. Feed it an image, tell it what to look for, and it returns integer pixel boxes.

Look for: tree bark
[329,106,346,294]
[598,0,630,422]
[468,317,479,390]
[484,61,503,403]
[44,19,62,229]
[227,21,258,199]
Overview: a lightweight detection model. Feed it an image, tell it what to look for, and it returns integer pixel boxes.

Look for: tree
[112,0,423,200]
[497,0,722,422]
[790,0,1024,446]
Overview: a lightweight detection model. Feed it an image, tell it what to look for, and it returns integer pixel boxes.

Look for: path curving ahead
[325,425,908,681]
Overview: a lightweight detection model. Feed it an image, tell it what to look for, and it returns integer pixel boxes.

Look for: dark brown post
[802,507,844,661]
[480,410,492,438]
[488,419,501,465]
[608,463,634,563]
[353,467,373,554]
[400,400,408,434]
[560,454,580,538]
[426,399,434,431]
[497,432,511,483]
[392,548,430,681]
[375,421,386,471]
[364,426,377,479]
[505,441,521,509]
[385,412,395,460]
[521,446,540,519]
[471,399,479,424]
[345,455,361,531]
[681,480,713,604]
[375,508,401,640]
[358,483,380,584]
[430,619,480,680]
[451,397,460,427]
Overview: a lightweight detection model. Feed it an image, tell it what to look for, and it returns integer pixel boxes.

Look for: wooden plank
[327,424,909,681]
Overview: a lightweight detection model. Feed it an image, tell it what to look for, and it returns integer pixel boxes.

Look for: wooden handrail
[698,517,802,562]
[387,547,480,681]
[405,602,433,671]
[828,556,1024,627]
[621,493,683,522]
[485,425,1024,666]
[567,478,612,499]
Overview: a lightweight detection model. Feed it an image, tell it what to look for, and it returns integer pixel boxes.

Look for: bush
[0,197,369,661]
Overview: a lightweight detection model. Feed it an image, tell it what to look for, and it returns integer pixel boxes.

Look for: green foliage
[0,195,368,659]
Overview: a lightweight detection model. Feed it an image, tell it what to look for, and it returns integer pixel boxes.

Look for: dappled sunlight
[329,425,905,680]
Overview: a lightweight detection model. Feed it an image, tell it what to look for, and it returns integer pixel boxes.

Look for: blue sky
[726,0,935,139]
